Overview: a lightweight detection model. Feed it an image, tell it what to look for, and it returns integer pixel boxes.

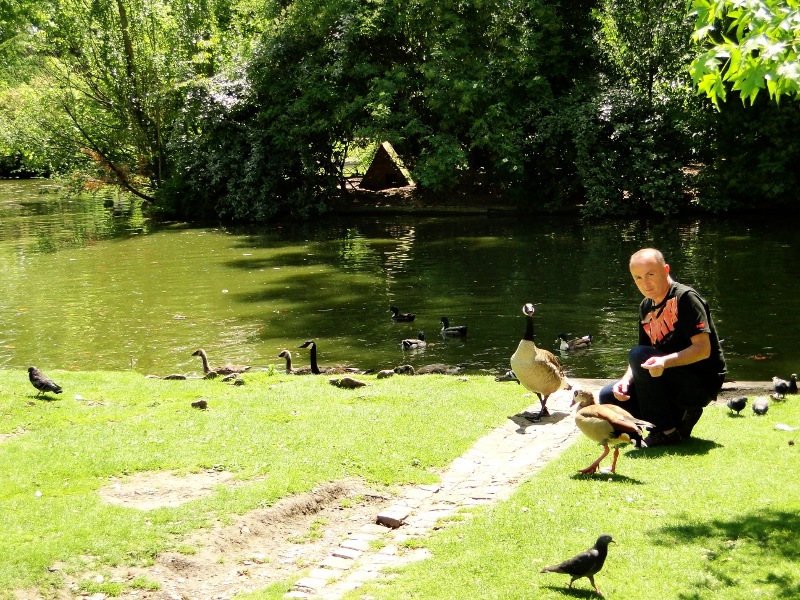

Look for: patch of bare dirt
[61,474,398,599]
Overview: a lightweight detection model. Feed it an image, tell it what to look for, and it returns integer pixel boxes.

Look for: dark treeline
[1,0,799,221]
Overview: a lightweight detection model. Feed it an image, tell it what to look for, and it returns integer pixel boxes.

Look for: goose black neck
[309,343,320,374]
[523,314,535,341]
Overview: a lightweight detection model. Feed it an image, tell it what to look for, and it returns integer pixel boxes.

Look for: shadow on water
[2,180,800,380]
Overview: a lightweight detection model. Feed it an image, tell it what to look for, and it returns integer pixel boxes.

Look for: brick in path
[287,384,593,600]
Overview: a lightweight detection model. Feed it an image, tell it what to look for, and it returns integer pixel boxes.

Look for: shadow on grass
[654,508,800,599]
[508,410,571,433]
[538,583,601,598]
[625,437,723,460]
[569,471,646,485]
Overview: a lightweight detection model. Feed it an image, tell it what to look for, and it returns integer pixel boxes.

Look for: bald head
[629,248,671,303]
[630,248,665,269]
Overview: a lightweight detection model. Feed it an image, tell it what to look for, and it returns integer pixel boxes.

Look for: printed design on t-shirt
[642,296,678,345]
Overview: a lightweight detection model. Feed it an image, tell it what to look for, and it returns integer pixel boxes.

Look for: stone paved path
[284,378,771,599]
[284,382,599,600]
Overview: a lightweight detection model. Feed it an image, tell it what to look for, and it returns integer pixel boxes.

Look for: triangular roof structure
[359,142,414,190]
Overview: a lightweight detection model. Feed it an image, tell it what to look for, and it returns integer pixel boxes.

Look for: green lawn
[346,394,800,599]
[4,368,798,600]
[0,368,525,598]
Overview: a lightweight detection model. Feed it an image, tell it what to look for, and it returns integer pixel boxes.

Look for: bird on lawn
[401,331,427,350]
[557,333,593,352]
[390,305,416,322]
[571,389,653,474]
[726,396,748,415]
[509,303,571,421]
[495,369,520,384]
[752,396,769,415]
[415,363,464,375]
[773,376,791,398]
[790,373,798,394]
[540,534,615,596]
[440,316,467,338]
[28,366,63,398]
[277,349,313,375]
[298,340,364,375]
[192,349,250,376]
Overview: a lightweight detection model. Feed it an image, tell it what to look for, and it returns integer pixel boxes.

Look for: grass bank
[346,392,800,599]
[0,368,525,598]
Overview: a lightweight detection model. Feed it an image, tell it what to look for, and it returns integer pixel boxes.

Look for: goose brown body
[192,349,251,376]
[571,389,653,474]
[509,303,570,420]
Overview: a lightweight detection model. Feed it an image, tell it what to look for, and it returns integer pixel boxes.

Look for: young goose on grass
[192,349,251,376]
[557,333,593,352]
[390,306,416,322]
[277,349,313,375]
[415,363,464,375]
[440,316,467,338]
[509,303,571,421]
[401,331,427,350]
[571,389,653,474]
[298,340,364,375]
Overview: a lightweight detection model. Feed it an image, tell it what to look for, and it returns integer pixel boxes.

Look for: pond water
[1,179,796,382]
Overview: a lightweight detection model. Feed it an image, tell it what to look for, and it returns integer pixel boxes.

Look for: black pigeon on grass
[540,534,614,596]
[773,376,790,398]
[28,366,62,397]
[726,396,748,415]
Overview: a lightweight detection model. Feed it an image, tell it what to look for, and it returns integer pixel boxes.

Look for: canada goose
[401,331,426,350]
[557,333,593,352]
[440,316,467,337]
[571,389,653,474]
[390,306,416,322]
[298,340,363,375]
[191,349,251,376]
[28,366,62,397]
[277,349,313,375]
[509,303,571,421]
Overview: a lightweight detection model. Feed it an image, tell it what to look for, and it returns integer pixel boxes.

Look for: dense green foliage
[2,0,800,218]
[690,0,800,106]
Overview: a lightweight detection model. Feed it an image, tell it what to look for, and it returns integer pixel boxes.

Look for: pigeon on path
[28,366,63,397]
[540,534,614,595]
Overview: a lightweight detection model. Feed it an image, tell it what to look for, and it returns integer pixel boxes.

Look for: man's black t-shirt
[638,282,726,382]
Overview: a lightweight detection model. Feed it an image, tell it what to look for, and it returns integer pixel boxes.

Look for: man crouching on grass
[598,248,726,447]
